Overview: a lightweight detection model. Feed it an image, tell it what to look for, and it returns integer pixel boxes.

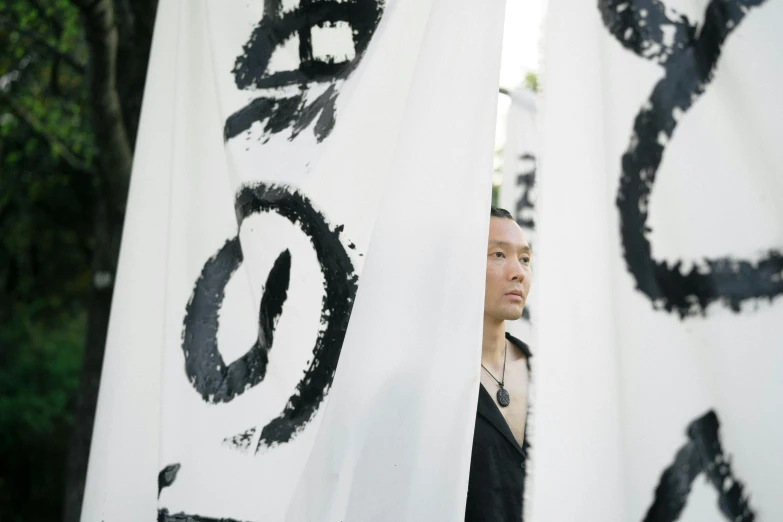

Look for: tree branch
[0,17,86,73]
[0,92,95,175]
[26,0,64,34]
[70,0,133,211]
[115,0,136,42]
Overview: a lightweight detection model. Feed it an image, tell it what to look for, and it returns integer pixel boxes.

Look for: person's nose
[509,258,526,282]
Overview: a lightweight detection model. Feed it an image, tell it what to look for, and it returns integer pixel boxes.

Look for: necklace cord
[481,340,507,388]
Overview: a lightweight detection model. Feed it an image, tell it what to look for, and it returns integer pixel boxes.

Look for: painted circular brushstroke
[182,182,358,447]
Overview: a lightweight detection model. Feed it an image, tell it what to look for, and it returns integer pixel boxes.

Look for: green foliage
[0,115,95,310]
[492,145,503,207]
[0,0,97,520]
[1,0,157,517]
[3,0,155,516]
[0,304,86,445]
[0,0,95,320]
[0,304,86,522]
[523,71,539,93]
[0,0,96,167]
[491,183,500,207]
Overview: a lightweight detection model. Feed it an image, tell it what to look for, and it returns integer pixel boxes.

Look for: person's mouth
[505,290,525,301]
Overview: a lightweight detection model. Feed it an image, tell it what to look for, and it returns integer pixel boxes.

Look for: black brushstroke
[644,437,704,520]
[232,0,384,89]
[158,463,181,498]
[599,0,783,317]
[182,183,358,449]
[224,95,293,142]
[158,508,250,522]
[222,427,255,452]
[223,85,339,143]
[642,410,755,522]
[515,153,536,231]
[259,251,291,349]
[182,245,290,404]
[224,0,384,143]
[292,83,338,142]
[515,153,536,324]
[233,183,359,450]
[157,464,252,521]
[599,0,696,65]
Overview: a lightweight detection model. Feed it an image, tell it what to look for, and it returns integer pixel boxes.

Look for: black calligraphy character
[599,0,783,318]
[642,410,755,522]
[515,152,536,231]
[181,183,358,450]
[224,0,385,143]
[515,152,536,322]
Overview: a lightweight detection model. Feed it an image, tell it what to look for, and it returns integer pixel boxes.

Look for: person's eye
[492,252,505,258]
[521,256,531,264]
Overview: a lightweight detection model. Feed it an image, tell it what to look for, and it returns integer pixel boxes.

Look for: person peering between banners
[465,206,533,522]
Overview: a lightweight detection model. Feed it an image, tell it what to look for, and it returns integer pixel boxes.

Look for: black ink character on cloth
[642,410,755,522]
[514,152,536,322]
[224,0,385,144]
[599,0,783,318]
[182,183,358,451]
[515,153,536,232]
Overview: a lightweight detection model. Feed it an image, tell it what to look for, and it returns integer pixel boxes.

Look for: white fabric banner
[500,87,538,344]
[499,85,539,522]
[80,1,506,521]
[535,1,783,521]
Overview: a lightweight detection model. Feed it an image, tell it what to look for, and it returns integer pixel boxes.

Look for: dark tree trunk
[61,248,114,522]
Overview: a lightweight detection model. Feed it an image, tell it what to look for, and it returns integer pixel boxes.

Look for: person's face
[484,217,532,322]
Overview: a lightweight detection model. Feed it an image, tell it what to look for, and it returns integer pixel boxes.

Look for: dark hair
[490,206,514,220]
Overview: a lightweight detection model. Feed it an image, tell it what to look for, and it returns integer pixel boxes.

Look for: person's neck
[482,315,506,367]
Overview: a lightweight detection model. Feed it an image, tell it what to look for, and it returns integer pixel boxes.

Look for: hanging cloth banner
[499,85,539,521]
[500,86,538,344]
[80,0,506,521]
[535,0,783,520]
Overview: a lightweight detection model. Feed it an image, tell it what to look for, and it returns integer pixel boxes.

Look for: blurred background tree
[0,0,157,520]
[523,71,539,93]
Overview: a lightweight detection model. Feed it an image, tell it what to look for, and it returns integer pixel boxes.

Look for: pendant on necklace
[497,387,510,407]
